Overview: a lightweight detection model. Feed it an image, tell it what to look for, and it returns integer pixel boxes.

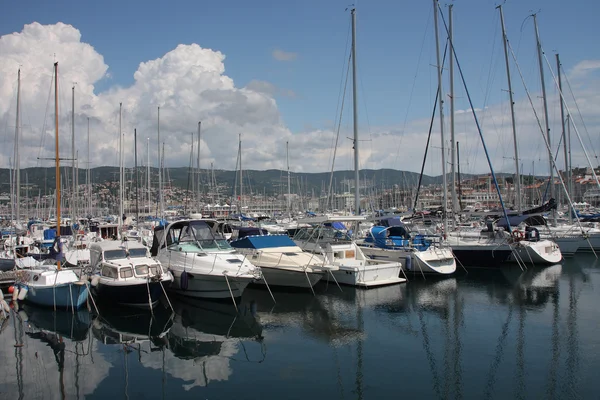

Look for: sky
[0,0,598,178]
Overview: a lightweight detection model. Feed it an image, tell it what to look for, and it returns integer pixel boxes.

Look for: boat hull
[360,246,456,275]
[508,240,563,264]
[331,262,406,287]
[577,234,600,252]
[168,269,253,299]
[450,246,513,268]
[23,281,88,309]
[94,280,166,308]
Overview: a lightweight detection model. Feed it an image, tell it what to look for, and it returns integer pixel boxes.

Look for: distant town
[1,165,599,220]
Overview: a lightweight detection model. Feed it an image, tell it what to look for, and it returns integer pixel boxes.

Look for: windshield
[128,248,147,258]
[104,249,127,260]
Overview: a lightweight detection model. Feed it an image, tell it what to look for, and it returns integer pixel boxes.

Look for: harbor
[1,0,599,398]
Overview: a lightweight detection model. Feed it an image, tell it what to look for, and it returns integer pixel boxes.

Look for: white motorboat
[230,232,337,289]
[151,220,259,300]
[88,240,173,308]
[293,215,406,287]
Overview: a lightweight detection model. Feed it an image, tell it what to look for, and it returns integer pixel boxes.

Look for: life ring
[512,230,524,241]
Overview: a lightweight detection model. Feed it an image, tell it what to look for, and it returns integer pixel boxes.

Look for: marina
[0,254,598,399]
[1,0,599,398]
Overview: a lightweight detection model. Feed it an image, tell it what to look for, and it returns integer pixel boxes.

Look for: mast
[533,14,556,226]
[433,0,449,232]
[457,141,463,211]
[287,141,291,215]
[87,118,91,216]
[147,138,150,217]
[449,4,458,218]
[15,69,21,225]
[239,133,243,214]
[556,53,571,222]
[134,128,139,225]
[498,5,522,213]
[71,85,76,222]
[351,8,360,215]
[54,62,62,270]
[157,107,163,218]
[119,103,124,228]
[197,121,201,208]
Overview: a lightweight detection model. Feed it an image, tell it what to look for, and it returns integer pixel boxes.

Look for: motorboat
[88,240,173,308]
[230,232,338,289]
[293,215,406,287]
[151,219,259,300]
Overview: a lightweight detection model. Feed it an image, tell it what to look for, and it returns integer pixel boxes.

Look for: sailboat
[16,63,89,309]
[441,4,562,267]
[359,2,455,275]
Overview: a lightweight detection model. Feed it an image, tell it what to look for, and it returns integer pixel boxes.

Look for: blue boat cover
[324,221,346,231]
[43,229,57,241]
[231,234,296,249]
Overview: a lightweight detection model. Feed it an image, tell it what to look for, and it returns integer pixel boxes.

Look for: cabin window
[135,265,149,275]
[129,248,147,258]
[149,264,160,275]
[120,267,133,279]
[105,250,127,260]
[101,265,118,279]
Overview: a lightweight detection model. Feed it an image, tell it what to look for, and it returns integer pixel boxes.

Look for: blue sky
[0,0,598,174]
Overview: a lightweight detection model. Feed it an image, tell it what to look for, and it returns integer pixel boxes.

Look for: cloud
[0,23,298,173]
[0,23,598,178]
[272,49,297,62]
[568,59,600,79]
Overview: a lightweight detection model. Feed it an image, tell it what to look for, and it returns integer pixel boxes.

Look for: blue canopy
[324,221,347,231]
[231,234,296,249]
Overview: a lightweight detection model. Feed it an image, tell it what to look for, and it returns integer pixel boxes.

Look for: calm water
[1,254,599,399]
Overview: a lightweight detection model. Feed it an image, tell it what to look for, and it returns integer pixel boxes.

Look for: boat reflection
[137,296,265,390]
[21,302,92,341]
[0,302,110,399]
[243,287,365,346]
[92,303,173,346]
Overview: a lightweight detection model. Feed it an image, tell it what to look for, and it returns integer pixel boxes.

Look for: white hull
[508,239,563,264]
[331,262,406,287]
[360,246,456,275]
[169,269,253,299]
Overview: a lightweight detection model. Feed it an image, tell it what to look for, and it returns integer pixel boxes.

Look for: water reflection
[0,303,110,399]
[0,254,598,399]
[150,296,265,390]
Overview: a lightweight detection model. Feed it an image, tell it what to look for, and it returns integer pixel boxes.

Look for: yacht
[151,219,259,300]
[230,232,338,289]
